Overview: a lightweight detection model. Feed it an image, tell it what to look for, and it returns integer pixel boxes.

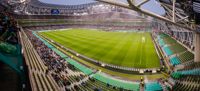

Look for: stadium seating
[158,39,165,47]
[157,33,194,65]
[21,30,61,91]
[84,78,119,91]
[161,34,176,45]
[65,58,93,75]
[172,75,200,91]
[144,82,163,91]
[171,72,182,79]
[163,47,173,56]
[170,57,181,66]
[178,51,194,63]
[175,68,200,76]
[33,32,94,75]
[92,72,140,91]
[169,44,186,54]
[180,62,200,71]
[158,34,187,54]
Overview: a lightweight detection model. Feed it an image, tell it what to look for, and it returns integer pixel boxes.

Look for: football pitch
[40,29,160,68]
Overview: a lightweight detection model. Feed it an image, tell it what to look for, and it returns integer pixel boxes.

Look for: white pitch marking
[142,36,145,43]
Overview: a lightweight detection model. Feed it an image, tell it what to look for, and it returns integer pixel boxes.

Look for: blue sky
[39,0,165,15]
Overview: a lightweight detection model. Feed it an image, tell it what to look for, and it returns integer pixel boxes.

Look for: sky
[39,0,165,15]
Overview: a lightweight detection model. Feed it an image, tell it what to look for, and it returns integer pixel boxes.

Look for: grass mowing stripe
[86,34,120,61]
[122,35,137,67]
[40,29,160,68]
[111,34,133,66]
[81,32,123,55]
[102,34,130,65]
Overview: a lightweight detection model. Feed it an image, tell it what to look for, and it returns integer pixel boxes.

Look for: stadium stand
[178,51,194,63]
[179,62,200,71]
[163,46,173,56]
[170,57,181,66]
[157,33,194,66]
[174,68,200,76]
[20,29,60,91]
[1,0,199,91]
[144,82,163,91]
[158,39,165,47]
[171,72,182,79]
[92,72,140,91]
[172,75,200,91]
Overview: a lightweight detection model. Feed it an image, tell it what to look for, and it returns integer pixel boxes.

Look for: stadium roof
[39,0,96,5]
[39,0,165,15]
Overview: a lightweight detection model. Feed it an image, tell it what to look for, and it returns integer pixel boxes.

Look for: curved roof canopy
[39,0,96,5]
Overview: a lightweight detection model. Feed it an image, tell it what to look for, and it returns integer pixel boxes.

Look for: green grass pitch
[40,29,160,68]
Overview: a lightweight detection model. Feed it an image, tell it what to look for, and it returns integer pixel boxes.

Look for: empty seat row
[170,57,181,66]
[144,82,163,91]
[178,51,194,63]
[172,75,200,91]
[179,62,200,71]
[157,33,194,65]
[163,47,173,56]
[169,44,186,54]
[173,82,200,91]
[176,68,200,76]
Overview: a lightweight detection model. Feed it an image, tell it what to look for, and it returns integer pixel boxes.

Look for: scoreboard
[51,9,60,15]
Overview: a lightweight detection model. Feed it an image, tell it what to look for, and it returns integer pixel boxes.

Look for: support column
[172,0,176,22]
[194,32,200,62]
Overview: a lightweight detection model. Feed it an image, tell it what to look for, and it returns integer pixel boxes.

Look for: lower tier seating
[158,39,165,47]
[172,75,200,91]
[92,73,140,91]
[170,57,181,66]
[145,82,163,91]
[171,72,182,79]
[163,47,173,56]
[180,62,200,71]
[176,68,200,75]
